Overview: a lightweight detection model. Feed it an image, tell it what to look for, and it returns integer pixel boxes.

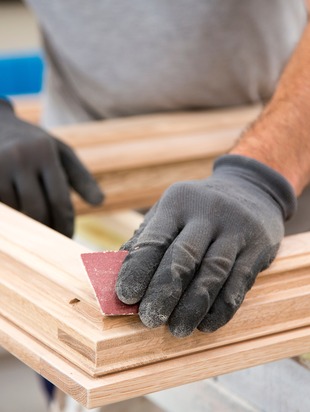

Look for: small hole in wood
[69,298,80,305]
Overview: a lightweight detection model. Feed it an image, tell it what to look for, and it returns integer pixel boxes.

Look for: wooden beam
[50,106,261,213]
[0,203,309,381]
[13,101,261,213]
[1,315,309,409]
[1,104,309,407]
[53,106,261,148]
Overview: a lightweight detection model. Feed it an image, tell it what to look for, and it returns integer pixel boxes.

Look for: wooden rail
[1,316,308,409]
[1,104,309,407]
[0,203,309,407]
[51,106,261,213]
[14,99,260,213]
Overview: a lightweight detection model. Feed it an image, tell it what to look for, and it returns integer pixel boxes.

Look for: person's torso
[25,0,307,126]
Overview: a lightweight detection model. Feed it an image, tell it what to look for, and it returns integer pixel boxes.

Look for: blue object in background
[0,51,44,96]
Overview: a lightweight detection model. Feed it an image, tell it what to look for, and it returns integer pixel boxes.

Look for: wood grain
[0,315,309,408]
[4,102,308,407]
[52,106,261,148]
[0,203,309,379]
[51,107,261,214]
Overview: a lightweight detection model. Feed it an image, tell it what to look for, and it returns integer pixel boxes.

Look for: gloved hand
[0,99,103,237]
[116,154,296,337]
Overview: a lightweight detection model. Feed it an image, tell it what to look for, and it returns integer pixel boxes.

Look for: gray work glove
[0,99,103,237]
[116,155,296,337]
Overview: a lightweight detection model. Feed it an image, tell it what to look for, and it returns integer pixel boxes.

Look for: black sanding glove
[116,154,296,337]
[0,99,103,237]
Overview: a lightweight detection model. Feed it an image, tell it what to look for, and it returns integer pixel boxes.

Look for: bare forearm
[231,21,310,196]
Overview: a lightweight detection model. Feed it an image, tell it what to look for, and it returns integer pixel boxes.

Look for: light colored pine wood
[13,102,261,213]
[0,203,309,379]
[4,103,308,408]
[51,107,261,214]
[0,315,309,409]
[13,97,42,125]
[72,158,216,214]
[52,106,261,148]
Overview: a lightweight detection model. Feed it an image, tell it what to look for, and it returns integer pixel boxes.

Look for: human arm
[0,98,103,237]
[231,20,310,196]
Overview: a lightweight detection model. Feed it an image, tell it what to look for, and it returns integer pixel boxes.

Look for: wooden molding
[50,106,261,214]
[0,202,309,407]
[2,105,309,407]
[14,100,261,213]
[1,315,309,409]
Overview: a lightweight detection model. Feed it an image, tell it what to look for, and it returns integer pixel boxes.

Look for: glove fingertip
[139,304,168,329]
[83,185,105,205]
[55,138,104,206]
[197,320,217,333]
[168,323,194,338]
[75,176,104,205]
[115,280,141,305]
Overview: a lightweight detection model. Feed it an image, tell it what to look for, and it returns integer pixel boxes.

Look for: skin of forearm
[231,21,310,196]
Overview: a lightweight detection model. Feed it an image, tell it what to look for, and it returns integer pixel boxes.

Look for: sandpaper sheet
[81,251,139,315]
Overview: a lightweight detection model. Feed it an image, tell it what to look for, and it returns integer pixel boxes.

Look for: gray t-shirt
[25,0,307,127]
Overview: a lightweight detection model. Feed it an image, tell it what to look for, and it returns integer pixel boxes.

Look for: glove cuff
[213,154,297,221]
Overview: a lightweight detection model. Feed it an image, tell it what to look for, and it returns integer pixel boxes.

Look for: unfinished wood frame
[0,203,309,407]
[14,101,261,212]
[50,106,261,213]
[1,105,309,407]
[1,316,309,409]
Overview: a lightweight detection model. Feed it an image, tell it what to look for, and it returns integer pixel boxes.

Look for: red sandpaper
[81,251,139,316]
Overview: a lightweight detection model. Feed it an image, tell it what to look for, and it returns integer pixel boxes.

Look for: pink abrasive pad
[81,251,139,316]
